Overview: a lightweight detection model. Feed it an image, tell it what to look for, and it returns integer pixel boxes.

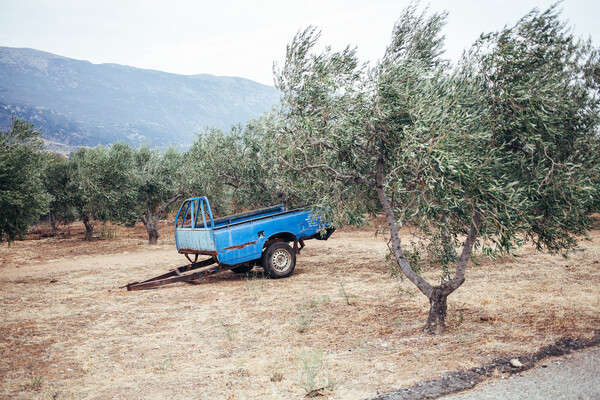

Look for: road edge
[368,332,600,400]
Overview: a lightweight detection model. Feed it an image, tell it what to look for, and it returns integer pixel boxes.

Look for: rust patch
[223,241,257,250]
[178,249,218,256]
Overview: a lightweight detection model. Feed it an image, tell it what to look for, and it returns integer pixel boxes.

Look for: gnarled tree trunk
[148,228,160,244]
[49,212,57,236]
[142,215,160,245]
[82,211,94,241]
[374,155,482,334]
[141,192,183,245]
[425,287,449,334]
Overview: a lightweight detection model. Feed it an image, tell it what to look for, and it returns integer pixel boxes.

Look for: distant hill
[0,46,280,147]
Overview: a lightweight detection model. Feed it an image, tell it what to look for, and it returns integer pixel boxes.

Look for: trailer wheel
[231,264,254,274]
[262,242,296,278]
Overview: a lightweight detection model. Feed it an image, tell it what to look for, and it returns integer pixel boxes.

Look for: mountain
[0,46,280,147]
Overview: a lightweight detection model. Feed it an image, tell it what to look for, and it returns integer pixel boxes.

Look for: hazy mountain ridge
[0,46,280,147]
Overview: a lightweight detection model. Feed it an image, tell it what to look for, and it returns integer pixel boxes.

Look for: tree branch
[373,141,434,297]
[376,184,434,297]
[218,171,241,189]
[442,210,482,295]
[300,164,377,188]
[307,135,334,150]
[157,192,184,219]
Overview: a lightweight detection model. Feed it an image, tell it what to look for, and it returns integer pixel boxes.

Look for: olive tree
[67,143,184,244]
[135,145,185,244]
[43,154,78,234]
[68,143,139,240]
[0,117,50,242]
[273,5,599,333]
[186,114,297,216]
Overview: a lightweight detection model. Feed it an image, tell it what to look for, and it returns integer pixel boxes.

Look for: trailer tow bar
[121,257,230,291]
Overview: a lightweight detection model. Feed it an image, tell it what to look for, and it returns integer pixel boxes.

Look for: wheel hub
[271,249,290,271]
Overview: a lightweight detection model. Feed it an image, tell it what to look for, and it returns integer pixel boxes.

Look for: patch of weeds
[270,371,284,382]
[236,367,250,378]
[233,359,250,379]
[456,333,474,345]
[310,295,330,308]
[27,374,44,390]
[393,316,406,328]
[337,276,355,305]
[295,296,330,333]
[154,356,173,373]
[298,347,335,397]
[220,320,237,341]
[448,302,467,329]
[396,284,415,298]
[244,273,265,300]
[296,305,313,333]
[268,360,286,382]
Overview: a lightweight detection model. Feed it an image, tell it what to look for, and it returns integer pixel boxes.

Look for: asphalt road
[439,346,600,400]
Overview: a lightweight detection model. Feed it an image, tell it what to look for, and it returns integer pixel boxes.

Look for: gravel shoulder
[370,336,600,400]
[440,346,600,400]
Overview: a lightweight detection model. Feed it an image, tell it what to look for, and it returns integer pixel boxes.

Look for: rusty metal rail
[121,257,232,291]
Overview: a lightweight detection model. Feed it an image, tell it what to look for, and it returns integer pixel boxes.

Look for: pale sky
[1,0,598,86]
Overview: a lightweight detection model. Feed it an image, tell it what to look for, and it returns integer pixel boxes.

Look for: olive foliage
[134,145,186,244]
[68,143,139,240]
[273,4,600,333]
[0,117,50,242]
[474,4,600,252]
[187,113,303,215]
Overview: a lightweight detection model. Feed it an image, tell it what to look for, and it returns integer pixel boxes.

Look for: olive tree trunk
[379,187,482,333]
[373,155,482,334]
[140,192,183,245]
[142,217,160,245]
[425,287,449,334]
[82,211,94,241]
[299,151,482,334]
[49,212,57,236]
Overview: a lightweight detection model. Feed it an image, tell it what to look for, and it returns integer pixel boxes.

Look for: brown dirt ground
[1,221,599,399]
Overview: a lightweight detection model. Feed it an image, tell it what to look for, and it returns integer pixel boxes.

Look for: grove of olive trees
[2,5,598,334]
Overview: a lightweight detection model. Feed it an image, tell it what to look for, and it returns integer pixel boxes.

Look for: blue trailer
[124,196,334,290]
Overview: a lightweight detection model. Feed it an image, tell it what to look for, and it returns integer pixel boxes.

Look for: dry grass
[0,221,599,399]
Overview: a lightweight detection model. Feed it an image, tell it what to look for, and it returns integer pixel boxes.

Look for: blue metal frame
[175,197,217,255]
[175,196,215,230]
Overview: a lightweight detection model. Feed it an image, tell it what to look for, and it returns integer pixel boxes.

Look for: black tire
[231,264,254,274]
[262,242,296,279]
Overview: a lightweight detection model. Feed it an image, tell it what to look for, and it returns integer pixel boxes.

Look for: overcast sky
[1,0,598,86]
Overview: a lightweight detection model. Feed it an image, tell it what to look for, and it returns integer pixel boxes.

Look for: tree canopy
[134,145,186,244]
[67,143,140,240]
[273,4,600,333]
[0,117,50,243]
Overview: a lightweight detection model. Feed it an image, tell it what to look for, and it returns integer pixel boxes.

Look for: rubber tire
[231,264,254,274]
[262,242,296,279]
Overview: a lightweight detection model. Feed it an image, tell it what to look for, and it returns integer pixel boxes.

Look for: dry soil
[1,221,599,399]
